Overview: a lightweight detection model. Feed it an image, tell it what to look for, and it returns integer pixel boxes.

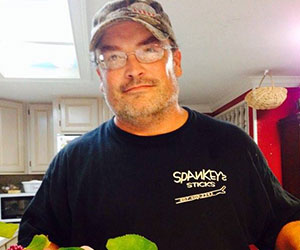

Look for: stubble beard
[103,78,179,125]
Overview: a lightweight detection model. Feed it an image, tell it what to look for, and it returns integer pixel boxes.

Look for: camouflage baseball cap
[89,0,177,52]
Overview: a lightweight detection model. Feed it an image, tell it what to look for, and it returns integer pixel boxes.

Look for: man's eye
[145,47,156,53]
[143,46,160,53]
[108,54,119,61]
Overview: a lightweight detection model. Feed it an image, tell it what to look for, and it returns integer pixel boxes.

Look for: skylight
[0,0,80,79]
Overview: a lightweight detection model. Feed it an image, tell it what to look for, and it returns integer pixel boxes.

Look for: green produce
[25,235,50,250]
[0,221,19,239]
[24,234,83,250]
[106,234,158,250]
[0,221,157,250]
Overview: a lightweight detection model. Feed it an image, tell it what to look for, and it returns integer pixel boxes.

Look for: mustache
[120,78,159,92]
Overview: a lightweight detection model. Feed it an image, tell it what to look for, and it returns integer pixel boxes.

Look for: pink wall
[256,87,300,184]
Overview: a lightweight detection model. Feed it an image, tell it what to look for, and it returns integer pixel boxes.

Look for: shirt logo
[175,186,226,204]
[173,169,227,204]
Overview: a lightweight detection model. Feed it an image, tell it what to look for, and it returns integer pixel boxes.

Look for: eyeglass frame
[95,43,177,70]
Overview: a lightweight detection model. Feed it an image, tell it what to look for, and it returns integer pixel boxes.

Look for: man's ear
[99,83,104,93]
[173,49,182,77]
[96,68,105,93]
[96,68,102,78]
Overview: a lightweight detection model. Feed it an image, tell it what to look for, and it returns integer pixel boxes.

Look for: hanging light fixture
[245,70,288,110]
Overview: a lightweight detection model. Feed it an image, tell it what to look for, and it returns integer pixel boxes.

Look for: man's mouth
[121,79,158,93]
[123,84,155,93]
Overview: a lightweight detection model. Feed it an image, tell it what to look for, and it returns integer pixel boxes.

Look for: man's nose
[124,54,145,79]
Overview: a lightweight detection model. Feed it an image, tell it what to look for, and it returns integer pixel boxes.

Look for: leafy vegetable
[106,234,158,250]
[25,234,50,250]
[0,221,19,238]
[0,222,156,250]
[23,233,84,250]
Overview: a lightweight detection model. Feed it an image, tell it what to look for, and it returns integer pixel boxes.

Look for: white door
[28,104,54,173]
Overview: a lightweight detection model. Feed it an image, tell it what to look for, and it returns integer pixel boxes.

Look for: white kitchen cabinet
[58,98,99,132]
[0,100,25,173]
[28,104,54,173]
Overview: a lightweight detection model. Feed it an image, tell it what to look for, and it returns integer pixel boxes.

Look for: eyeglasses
[96,44,174,70]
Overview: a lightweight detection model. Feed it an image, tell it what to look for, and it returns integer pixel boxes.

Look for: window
[0,0,80,78]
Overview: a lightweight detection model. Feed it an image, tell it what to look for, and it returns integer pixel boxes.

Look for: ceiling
[0,0,300,112]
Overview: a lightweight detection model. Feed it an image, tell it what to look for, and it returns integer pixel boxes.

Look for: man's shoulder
[186,107,252,146]
[187,107,243,131]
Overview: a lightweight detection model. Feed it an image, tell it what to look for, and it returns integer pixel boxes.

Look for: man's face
[96,21,182,122]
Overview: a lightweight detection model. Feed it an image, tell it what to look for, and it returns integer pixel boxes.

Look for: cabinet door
[0,100,25,173]
[28,104,54,173]
[60,98,98,132]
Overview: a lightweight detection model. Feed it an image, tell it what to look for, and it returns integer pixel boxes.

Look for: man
[18,0,300,249]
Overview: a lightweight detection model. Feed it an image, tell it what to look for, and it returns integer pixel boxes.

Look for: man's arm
[275,221,300,250]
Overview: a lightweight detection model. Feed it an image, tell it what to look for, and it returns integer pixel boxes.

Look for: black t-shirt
[18,107,300,250]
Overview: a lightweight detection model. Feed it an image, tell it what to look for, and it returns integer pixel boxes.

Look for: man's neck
[114,104,188,136]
